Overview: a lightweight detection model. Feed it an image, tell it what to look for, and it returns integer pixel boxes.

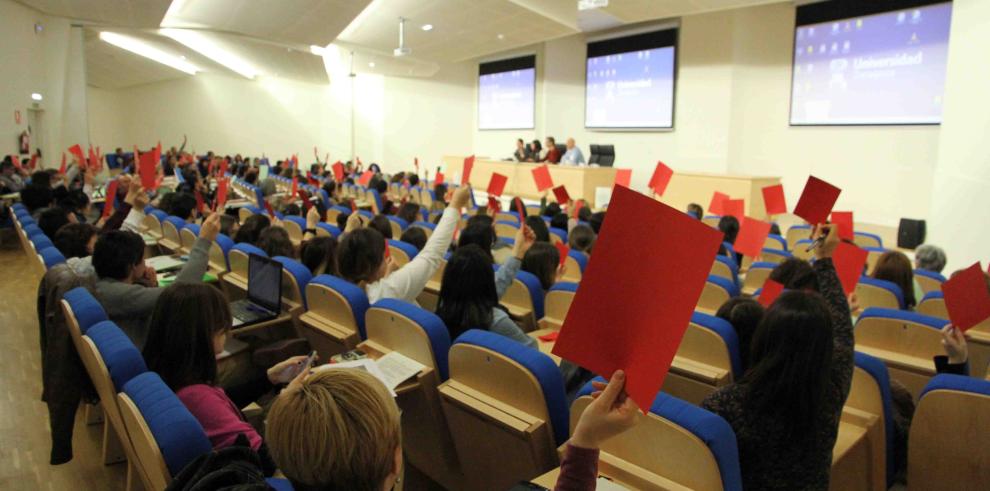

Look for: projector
[394,47,411,57]
[579,0,608,10]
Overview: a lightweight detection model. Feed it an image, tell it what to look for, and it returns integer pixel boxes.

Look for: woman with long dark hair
[702,224,853,490]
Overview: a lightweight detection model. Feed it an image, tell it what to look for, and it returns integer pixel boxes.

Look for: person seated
[541,137,561,164]
[543,201,561,218]
[702,225,854,490]
[142,284,308,476]
[368,215,393,239]
[337,186,469,304]
[167,192,198,223]
[589,211,606,234]
[522,242,565,291]
[524,215,551,243]
[53,223,98,261]
[300,236,338,276]
[0,159,27,193]
[21,184,54,218]
[717,216,740,262]
[92,214,219,348]
[38,207,76,238]
[396,202,421,224]
[525,140,543,162]
[715,297,764,373]
[399,227,427,251]
[560,138,585,166]
[257,226,294,258]
[686,203,704,220]
[437,229,536,347]
[550,213,568,231]
[568,224,596,255]
[513,138,531,162]
[914,244,947,274]
[233,214,271,245]
[770,258,819,291]
[871,251,917,309]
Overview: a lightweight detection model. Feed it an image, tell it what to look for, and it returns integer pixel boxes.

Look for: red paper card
[291,176,298,198]
[68,144,85,163]
[264,201,276,218]
[538,331,560,342]
[487,196,500,213]
[138,151,158,189]
[649,161,674,196]
[708,191,729,215]
[941,262,990,331]
[762,184,787,215]
[532,165,553,192]
[299,190,312,212]
[723,199,745,220]
[552,186,723,410]
[350,200,357,213]
[194,191,204,214]
[793,176,841,224]
[830,211,854,240]
[734,217,772,258]
[555,241,570,267]
[332,162,345,182]
[59,153,67,174]
[215,179,228,211]
[384,238,391,259]
[758,279,785,307]
[435,172,445,185]
[832,241,869,295]
[515,198,526,227]
[101,180,119,219]
[358,171,374,186]
[219,158,228,177]
[462,155,475,185]
[552,185,571,204]
[487,172,508,197]
[614,169,632,188]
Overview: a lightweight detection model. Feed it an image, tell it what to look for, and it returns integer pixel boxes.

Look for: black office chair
[588,144,600,165]
[597,145,615,167]
[555,144,566,156]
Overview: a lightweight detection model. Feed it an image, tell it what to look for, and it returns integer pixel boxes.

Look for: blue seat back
[387,239,419,261]
[411,220,436,231]
[273,256,314,308]
[231,242,267,257]
[87,321,148,390]
[859,276,905,309]
[387,216,409,231]
[714,255,739,286]
[316,222,341,238]
[568,250,589,273]
[857,307,945,331]
[64,286,109,334]
[283,215,307,230]
[707,274,740,298]
[854,231,883,248]
[24,223,43,238]
[123,372,212,476]
[516,269,546,319]
[549,227,567,243]
[370,298,451,380]
[453,329,568,446]
[691,312,743,377]
[309,274,371,338]
[31,235,54,251]
[853,351,896,485]
[182,223,200,236]
[914,269,946,284]
[765,233,788,251]
[40,247,66,268]
[163,216,186,232]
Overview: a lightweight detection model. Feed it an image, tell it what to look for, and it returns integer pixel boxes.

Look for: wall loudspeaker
[897,218,926,249]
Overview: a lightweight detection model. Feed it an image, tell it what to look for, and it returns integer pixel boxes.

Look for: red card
[291,176,298,198]
[264,201,276,218]
[461,155,475,185]
[435,172,445,186]
[219,158,228,177]
[194,191,204,214]
[59,153,67,174]
[552,185,570,204]
[614,169,632,188]
[734,217,772,257]
[332,162,345,182]
[793,176,841,224]
[648,161,674,196]
[723,199,745,220]
[532,165,553,192]
[830,211,854,240]
[153,142,162,168]
[708,191,729,215]
[350,200,358,213]
[68,144,85,164]
[11,156,21,170]
[758,279,785,307]
[941,262,990,332]
[138,151,159,189]
[555,241,570,267]
[515,198,526,227]
[552,186,723,410]
[571,200,584,219]
[299,190,312,212]
[101,179,119,219]
[832,241,869,295]
[358,171,374,186]
[538,331,560,342]
[762,184,787,216]
[487,172,508,197]
[215,179,228,211]
[487,196,500,214]
[384,238,391,259]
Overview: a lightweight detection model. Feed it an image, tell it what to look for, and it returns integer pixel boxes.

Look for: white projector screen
[478,55,535,130]
[790,1,953,125]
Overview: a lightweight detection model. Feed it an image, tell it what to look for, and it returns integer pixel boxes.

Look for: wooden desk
[442,156,619,208]
[659,172,781,220]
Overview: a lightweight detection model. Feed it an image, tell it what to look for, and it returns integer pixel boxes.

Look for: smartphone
[303,350,318,369]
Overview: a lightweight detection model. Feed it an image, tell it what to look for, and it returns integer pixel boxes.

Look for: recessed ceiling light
[497,33,505,40]
[161,28,259,79]
[100,31,199,75]
[310,45,327,56]
[368,62,376,68]
[421,24,433,31]
[31,93,43,101]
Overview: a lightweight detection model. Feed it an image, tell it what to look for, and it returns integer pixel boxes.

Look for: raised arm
[811,225,854,405]
[495,225,536,299]
[175,214,218,284]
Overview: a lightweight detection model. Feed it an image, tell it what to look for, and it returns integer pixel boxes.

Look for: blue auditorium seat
[64,287,109,334]
[369,298,451,380]
[87,321,148,390]
[39,247,66,268]
[307,274,370,338]
[273,256,314,308]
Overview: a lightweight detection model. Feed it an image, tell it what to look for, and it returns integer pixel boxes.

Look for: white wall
[927,0,990,273]
[0,0,89,167]
[473,2,942,228]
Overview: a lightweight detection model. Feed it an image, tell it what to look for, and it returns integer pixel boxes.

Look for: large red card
[762,184,787,215]
[941,262,990,332]
[614,169,632,188]
[723,199,745,220]
[555,241,570,267]
[649,161,674,196]
[830,211,854,240]
[532,165,554,192]
[487,196,501,214]
[552,186,723,410]
[758,278,785,307]
[215,179,228,211]
[291,176,299,198]
[138,151,159,189]
[734,217,772,257]
[831,241,869,295]
[793,176,841,224]
[358,171,374,186]
[487,172,508,197]
[435,172,445,185]
[219,158,228,177]
[515,198,526,228]
[68,144,85,163]
[332,162,345,182]
[461,155,475,185]
[101,179,119,219]
[708,191,729,215]
[552,185,571,204]
[264,201,276,218]
[194,191,205,215]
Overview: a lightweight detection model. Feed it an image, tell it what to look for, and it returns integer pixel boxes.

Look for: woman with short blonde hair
[267,369,402,491]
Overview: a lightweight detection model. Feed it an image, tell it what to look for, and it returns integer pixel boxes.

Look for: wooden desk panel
[660,172,781,221]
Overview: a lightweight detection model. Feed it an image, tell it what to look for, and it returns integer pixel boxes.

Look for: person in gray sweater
[92,213,220,348]
[436,225,536,347]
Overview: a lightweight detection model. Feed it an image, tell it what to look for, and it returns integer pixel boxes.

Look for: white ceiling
[27,0,789,89]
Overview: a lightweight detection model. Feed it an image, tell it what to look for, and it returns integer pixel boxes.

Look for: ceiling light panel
[99,31,199,75]
[161,28,260,79]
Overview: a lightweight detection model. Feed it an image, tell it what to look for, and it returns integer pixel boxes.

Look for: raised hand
[569,371,640,450]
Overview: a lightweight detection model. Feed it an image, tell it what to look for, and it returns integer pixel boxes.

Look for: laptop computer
[230,254,283,328]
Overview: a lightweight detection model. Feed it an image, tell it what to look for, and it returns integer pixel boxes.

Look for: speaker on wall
[897,218,926,250]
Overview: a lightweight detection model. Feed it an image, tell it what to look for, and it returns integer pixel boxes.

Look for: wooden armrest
[669,356,731,385]
[854,345,936,374]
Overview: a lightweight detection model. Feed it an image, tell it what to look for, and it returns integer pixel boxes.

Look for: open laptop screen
[247,254,282,313]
